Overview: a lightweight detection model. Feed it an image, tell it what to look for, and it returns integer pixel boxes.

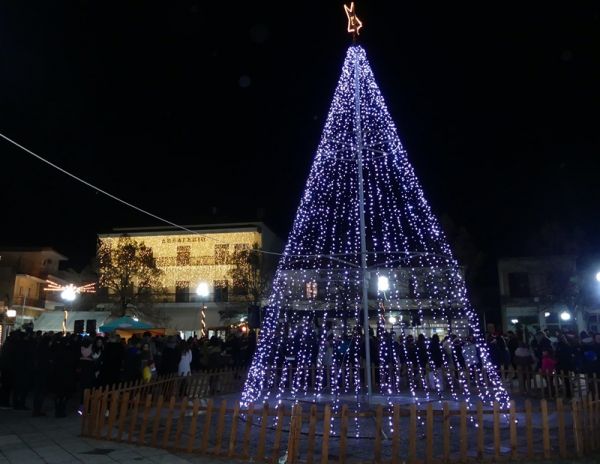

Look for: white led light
[378,275,390,292]
[196,282,209,297]
[241,45,509,431]
[560,311,571,321]
[61,286,77,302]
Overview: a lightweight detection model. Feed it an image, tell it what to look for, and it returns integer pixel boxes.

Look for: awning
[99,316,153,332]
[33,311,111,333]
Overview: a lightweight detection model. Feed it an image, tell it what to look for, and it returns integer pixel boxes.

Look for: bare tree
[97,235,165,316]
[221,243,273,324]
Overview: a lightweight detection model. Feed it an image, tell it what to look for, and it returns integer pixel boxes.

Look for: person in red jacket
[540,350,557,397]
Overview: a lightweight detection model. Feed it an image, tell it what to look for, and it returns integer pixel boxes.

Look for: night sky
[1,3,599,278]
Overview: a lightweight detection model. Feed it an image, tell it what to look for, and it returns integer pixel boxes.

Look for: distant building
[0,247,68,328]
[498,255,597,335]
[97,222,283,338]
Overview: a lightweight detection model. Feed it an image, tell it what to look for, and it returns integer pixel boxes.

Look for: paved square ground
[0,407,231,464]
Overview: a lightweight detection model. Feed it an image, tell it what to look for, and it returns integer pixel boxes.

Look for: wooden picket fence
[82,370,600,463]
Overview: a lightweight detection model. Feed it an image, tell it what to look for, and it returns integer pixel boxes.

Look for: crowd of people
[0,328,257,417]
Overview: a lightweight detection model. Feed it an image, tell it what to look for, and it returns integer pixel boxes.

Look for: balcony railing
[12,296,46,309]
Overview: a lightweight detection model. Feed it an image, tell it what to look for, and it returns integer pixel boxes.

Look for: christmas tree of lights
[242,12,509,420]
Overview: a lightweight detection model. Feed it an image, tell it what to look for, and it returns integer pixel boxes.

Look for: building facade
[498,255,596,335]
[0,247,68,337]
[98,222,282,337]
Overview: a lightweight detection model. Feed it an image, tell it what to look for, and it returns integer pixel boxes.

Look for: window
[508,272,530,297]
[232,275,247,296]
[214,280,229,302]
[306,281,318,299]
[176,246,191,266]
[214,244,229,264]
[175,281,190,303]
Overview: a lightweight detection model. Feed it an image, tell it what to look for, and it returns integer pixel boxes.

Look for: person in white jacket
[178,344,193,376]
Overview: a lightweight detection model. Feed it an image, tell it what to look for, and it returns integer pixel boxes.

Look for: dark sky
[1,2,599,273]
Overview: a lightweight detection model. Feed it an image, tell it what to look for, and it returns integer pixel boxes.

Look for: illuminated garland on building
[242,44,509,432]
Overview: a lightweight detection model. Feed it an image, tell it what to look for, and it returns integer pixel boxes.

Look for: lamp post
[196,282,209,338]
[60,285,77,335]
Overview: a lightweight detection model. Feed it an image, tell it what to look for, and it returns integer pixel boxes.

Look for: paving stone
[0,435,22,446]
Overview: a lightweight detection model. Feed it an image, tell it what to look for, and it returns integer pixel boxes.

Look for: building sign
[162,237,206,244]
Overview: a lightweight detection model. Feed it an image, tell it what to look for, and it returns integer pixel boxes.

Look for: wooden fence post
[127,393,141,444]
[227,403,241,458]
[81,389,91,436]
[476,401,484,461]
[96,387,110,440]
[214,399,228,455]
[556,397,567,458]
[459,402,467,462]
[161,396,177,449]
[200,399,214,453]
[525,400,533,460]
[392,405,400,464]
[444,402,451,463]
[186,398,201,453]
[116,391,130,443]
[582,394,590,451]
[589,395,596,452]
[409,404,417,464]
[137,394,153,446]
[150,395,164,448]
[106,390,119,441]
[509,400,517,460]
[493,402,500,461]
[306,404,317,464]
[321,405,331,464]
[256,403,270,463]
[173,396,189,451]
[573,399,583,457]
[242,403,254,459]
[270,405,285,464]
[426,404,434,464]
[340,405,350,464]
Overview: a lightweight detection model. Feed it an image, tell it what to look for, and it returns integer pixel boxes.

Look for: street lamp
[196,282,209,338]
[377,275,390,292]
[560,311,572,321]
[44,281,95,335]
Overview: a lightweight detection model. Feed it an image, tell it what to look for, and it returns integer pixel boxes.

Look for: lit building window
[214,244,229,265]
[214,280,229,302]
[306,281,318,299]
[175,281,190,303]
[176,246,191,266]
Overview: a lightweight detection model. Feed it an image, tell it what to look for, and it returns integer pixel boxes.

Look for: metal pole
[21,288,29,328]
[353,47,372,399]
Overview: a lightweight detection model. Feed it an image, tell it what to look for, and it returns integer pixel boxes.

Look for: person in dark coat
[77,339,96,412]
[122,337,142,382]
[32,334,52,416]
[98,334,124,388]
[0,331,17,409]
[159,336,180,377]
[12,330,35,410]
[49,335,77,417]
